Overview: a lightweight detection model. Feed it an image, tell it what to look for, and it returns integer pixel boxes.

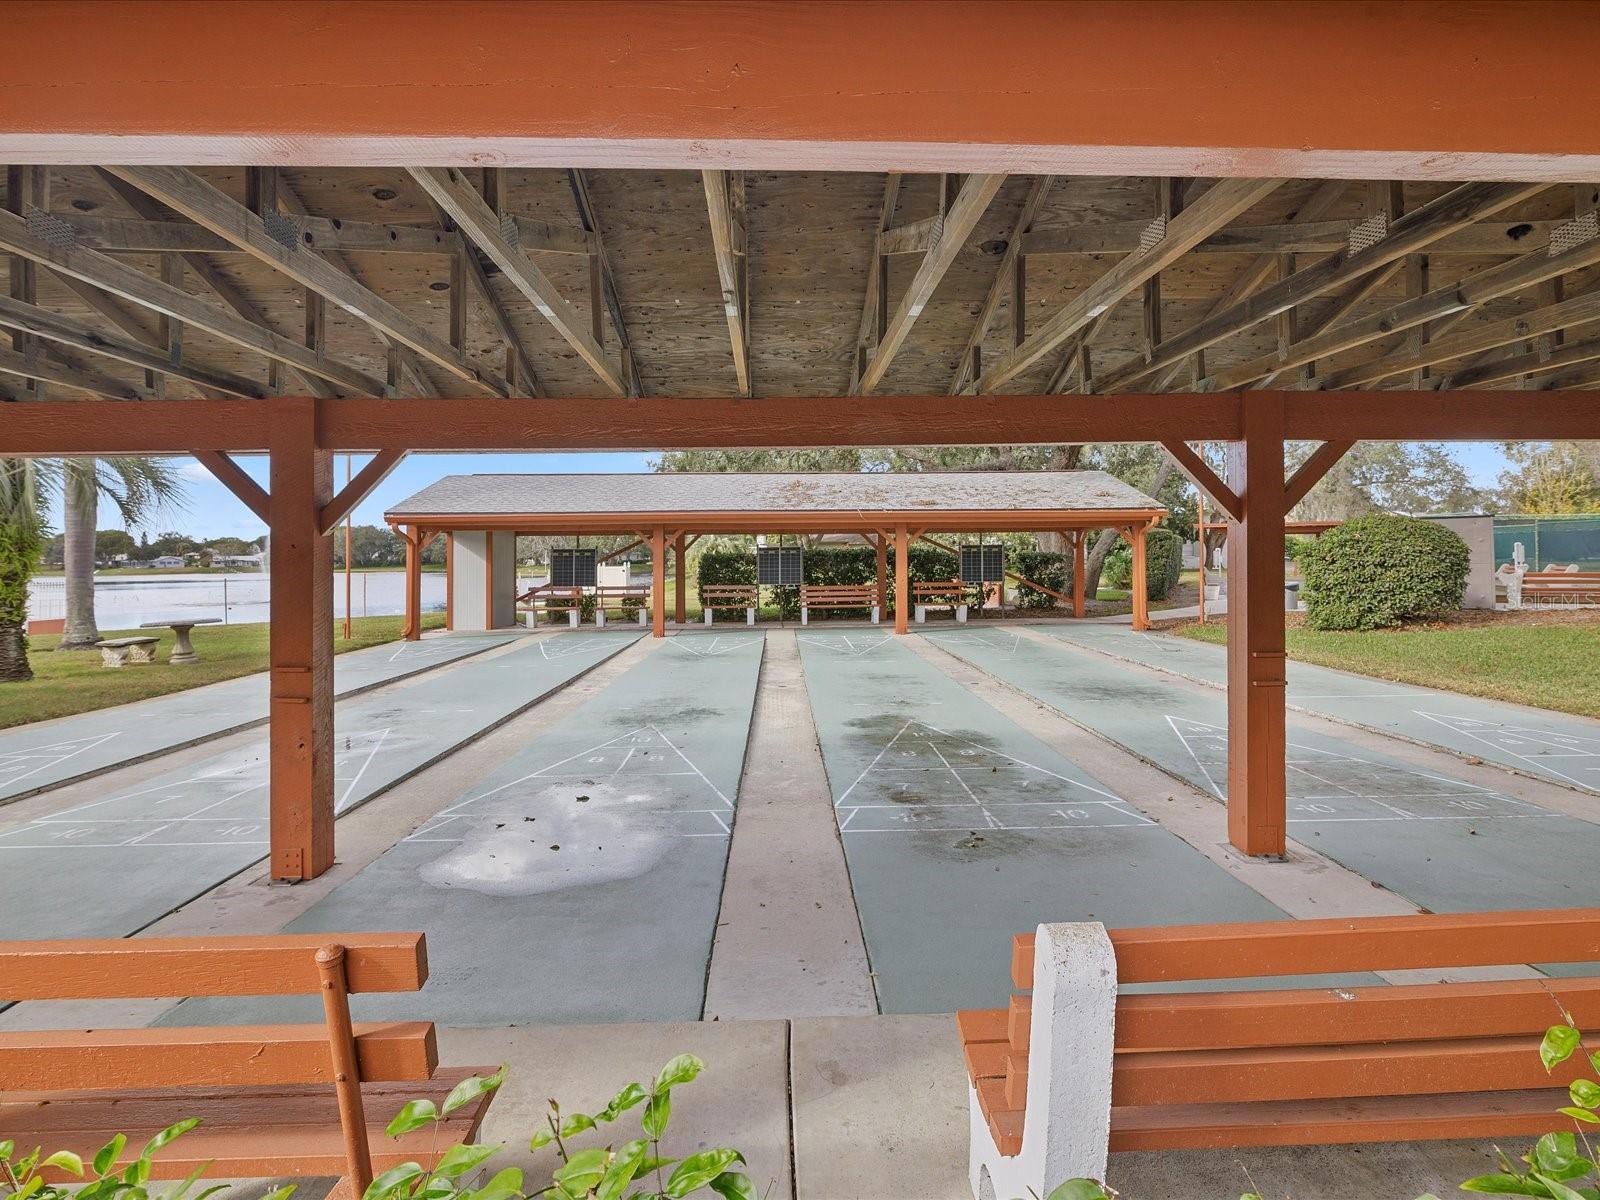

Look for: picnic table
[140,616,222,664]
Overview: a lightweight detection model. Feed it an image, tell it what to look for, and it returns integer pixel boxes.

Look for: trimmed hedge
[1012,550,1068,609]
[695,544,971,619]
[1102,527,1183,601]
[1299,514,1469,631]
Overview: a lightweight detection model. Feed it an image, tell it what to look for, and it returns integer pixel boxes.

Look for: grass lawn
[1171,611,1600,720]
[3,612,447,729]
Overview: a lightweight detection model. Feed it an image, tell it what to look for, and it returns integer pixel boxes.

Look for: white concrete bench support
[98,636,161,668]
[970,922,1116,1200]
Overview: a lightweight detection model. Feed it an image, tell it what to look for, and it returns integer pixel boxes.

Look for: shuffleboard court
[0,632,517,805]
[794,629,1311,1015]
[929,629,1600,921]
[1045,623,1600,795]
[163,631,765,1029]
[0,633,637,943]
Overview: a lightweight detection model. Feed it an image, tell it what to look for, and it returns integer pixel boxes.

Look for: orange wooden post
[1197,494,1208,625]
[444,533,454,631]
[875,533,888,616]
[674,531,687,624]
[893,524,909,634]
[1072,530,1086,618]
[483,529,494,629]
[1226,392,1289,858]
[1130,523,1150,631]
[268,396,335,882]
[401,526,422,641]
[651,526,667,638]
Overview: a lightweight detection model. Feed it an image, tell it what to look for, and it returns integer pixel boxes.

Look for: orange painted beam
[7,3,1600,181]
[193,449,270,525]
[893,524,909,635]
[9,393,1600,456]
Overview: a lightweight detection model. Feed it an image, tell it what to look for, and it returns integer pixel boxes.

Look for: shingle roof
[386,471,1163,517]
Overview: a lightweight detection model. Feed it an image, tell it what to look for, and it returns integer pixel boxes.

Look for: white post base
[745,607,756,626]
[968,922,1116,1200]
[871,605,881,625]
[704,610,714,625]
[915,604,927,624]
[568,609,580,628]
[523,610,537,629]
[596,609,607,628]
[801,608,809,625]
[956,604,969,623]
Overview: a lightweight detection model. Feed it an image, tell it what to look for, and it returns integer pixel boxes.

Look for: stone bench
[99,635,161,668]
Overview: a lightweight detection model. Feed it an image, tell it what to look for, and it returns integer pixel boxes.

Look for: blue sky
[53,443,1512,542]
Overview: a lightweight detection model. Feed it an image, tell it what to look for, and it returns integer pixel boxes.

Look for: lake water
[27,570,464,627]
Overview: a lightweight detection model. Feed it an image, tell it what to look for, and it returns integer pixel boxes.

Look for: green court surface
[0,633,635,943]
[794,629,1314,1014]
[1048,623,1600,795]
[928,628,1600,925]
[163,632,765,1028]
[0,632,516,805]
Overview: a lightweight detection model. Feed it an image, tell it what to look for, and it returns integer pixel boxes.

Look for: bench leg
[568,609,580,628]
[100,646,129,668]
[800,607,809,626]
[639,608,648,627]
[871,605,880,625]
[969,923,1116,1200]
[915,604,926,624]
[705,609,713,625]
[746,607,755,626]
[596,609,607,628]
[956,604,968,624]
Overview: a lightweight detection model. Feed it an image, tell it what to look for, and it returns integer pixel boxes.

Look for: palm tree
[57,458,186,650]
[0,459,49,682]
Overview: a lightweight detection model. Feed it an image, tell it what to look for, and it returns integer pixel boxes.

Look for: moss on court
[1,613,447,729]
[1173,612,1600,720]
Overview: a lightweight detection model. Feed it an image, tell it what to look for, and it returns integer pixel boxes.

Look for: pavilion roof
[386,470,1163,519]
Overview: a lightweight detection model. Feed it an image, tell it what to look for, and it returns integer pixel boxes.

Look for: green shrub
[1299,514,1469,631]
[1012,550,1068,609]
[1101,528,1182,601]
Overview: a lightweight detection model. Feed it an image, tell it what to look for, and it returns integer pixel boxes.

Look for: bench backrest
[801,584,874,597]
[0,933,434,1094]
[975,910,1600,1153]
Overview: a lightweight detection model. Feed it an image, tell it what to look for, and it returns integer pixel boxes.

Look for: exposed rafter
[105,166,509,397]
[1096,180,1549,393]
[950,175,1053,395]
[0,294,265,398]
[701,169,751,396]
[975,177,1285,392]
[856,172,1004,394]
[567,169,638,395]
[409,166,626,396]
[849,173,902,393]
[0,207,386,395]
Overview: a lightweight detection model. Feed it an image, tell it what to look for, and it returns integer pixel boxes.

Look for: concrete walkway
[0,631,516,805]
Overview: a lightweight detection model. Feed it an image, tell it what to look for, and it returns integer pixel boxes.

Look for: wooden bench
[913,579,969,624]
[1,932,499,1196]
[517,584,583,628]
[960,909,1600,1199]
[594,585,650,627]
[1520,568,1600,606]
[799,584,879,625]
[98,635,161,668]
[701,584,758,626]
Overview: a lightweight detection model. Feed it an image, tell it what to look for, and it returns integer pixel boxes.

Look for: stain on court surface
[0,634,635,942]
[796,630,1309,1014]
[931,629,1600,920]
[163,632,764,1028]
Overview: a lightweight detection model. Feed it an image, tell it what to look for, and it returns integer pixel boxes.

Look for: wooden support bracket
[319,450,407,535]
[1160,439,1242,521]
[1284,439,1356,511]
[193,449,270,525]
